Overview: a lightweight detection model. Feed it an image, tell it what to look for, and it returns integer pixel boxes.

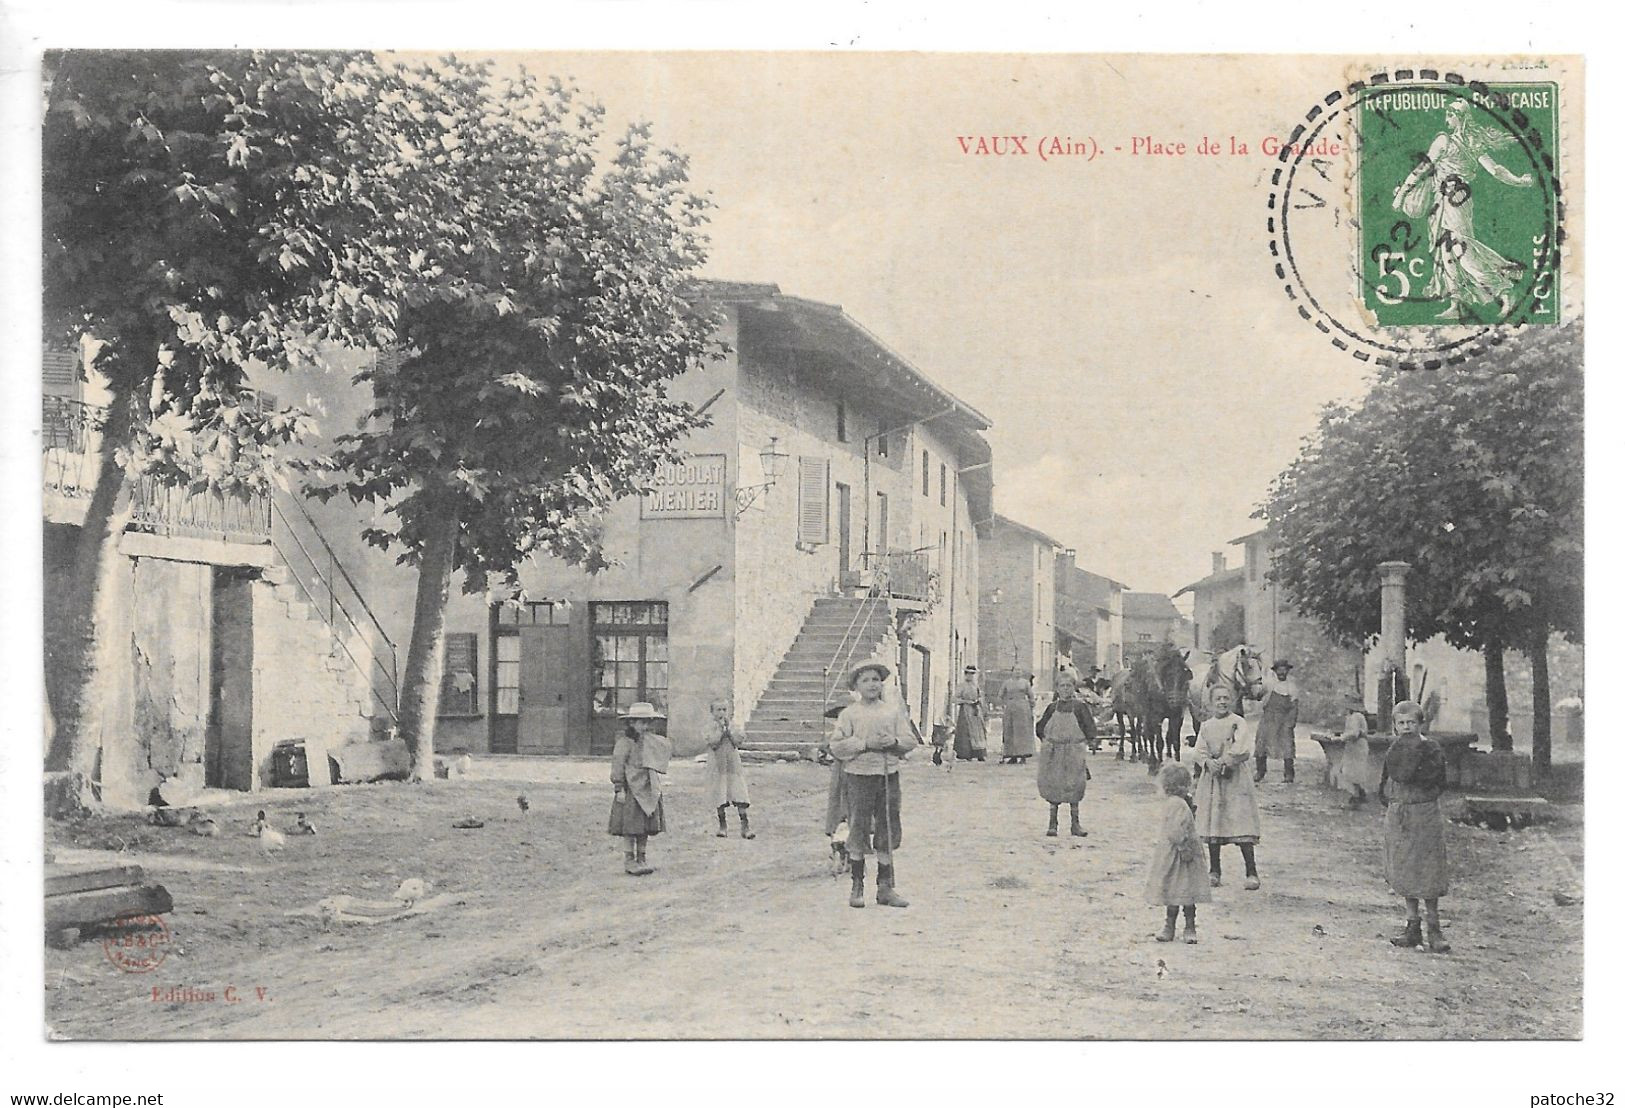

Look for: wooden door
[517,624,570,754]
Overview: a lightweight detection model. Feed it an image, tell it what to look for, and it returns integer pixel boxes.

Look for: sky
[473,52,1399,597]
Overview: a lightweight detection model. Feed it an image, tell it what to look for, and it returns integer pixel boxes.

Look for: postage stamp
[1269,68,1568,368]
[1358,82,1560,328]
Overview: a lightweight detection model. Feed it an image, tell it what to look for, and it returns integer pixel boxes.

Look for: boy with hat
[828,660,913,908]
[609,702,672,876]
[1254,659,1301,783]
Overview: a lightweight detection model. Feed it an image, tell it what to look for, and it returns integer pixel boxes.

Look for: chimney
[1211,552,1226,574]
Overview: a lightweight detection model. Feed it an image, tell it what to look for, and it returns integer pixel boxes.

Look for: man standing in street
[1255,659,1301,783]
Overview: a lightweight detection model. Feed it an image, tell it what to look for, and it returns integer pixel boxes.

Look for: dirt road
[45,740,1582,1039]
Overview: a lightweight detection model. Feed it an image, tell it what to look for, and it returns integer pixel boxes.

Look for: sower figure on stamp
[1035,668,1095,838]
[828,661,913,908]
[1254,659,1300,783]
[704,696,754,839]
[1381,700,1452,954]
[608,703,672,877]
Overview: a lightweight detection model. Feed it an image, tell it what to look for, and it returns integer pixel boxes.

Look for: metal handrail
[821,593,886,718]
[269,494,400,720]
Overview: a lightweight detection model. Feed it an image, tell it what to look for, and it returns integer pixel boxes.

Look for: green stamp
[1358,82,1560,327]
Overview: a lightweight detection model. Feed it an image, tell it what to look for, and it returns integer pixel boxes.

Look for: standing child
[1035,669,1095,837]
[703,697,754,839]
[1146,763,1209,943]
[828,661,912,908]
[608,703,672,877]
[1192,685,1263,889]
[1329,698,1373,808]
[1380,700,1451,954]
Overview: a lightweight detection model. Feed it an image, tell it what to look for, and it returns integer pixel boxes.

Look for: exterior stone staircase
[741,596,892,761]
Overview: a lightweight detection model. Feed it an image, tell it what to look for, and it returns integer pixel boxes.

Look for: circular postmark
[1269,70,1564,369]
[101,912,171,974]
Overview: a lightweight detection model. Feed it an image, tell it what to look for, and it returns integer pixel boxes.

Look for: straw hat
[1270,659,1295,673]
[618,702,666,721]
[846,660,892,689]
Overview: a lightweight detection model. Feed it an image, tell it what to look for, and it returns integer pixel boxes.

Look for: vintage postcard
[29,48,1584,1054]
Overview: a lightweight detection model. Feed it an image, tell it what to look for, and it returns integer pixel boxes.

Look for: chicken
[516,794,530,814]
[394,878,430,907]
[253,810,286,855]
[295,813,317,836]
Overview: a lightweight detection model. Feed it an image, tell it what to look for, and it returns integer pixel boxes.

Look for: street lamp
[733,436,790,518]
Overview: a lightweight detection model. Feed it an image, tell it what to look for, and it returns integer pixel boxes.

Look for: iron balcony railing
[861,548,936,603]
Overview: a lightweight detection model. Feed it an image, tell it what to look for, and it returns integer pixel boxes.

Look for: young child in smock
[1146,763,1209,943]
[1329,699,1372,808]
[1192,685,1263,889]
[703,697,754,839]
[1035,668,1095,837]
[1380,700,1451,954]
[608,703,671,877]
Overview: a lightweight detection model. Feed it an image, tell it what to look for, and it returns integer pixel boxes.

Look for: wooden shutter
[43,346,79,394]
[797,456,830,545]
[439,632,479,716]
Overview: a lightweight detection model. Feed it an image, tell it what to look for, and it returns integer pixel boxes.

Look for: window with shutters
[440,632,480,716]
[797,456,830,545]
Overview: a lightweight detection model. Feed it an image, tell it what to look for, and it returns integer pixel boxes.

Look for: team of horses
[1098,644,1266,773]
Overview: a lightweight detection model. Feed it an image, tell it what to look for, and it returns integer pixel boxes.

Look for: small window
[440,632,480,716]
[497,600,567,626]
[939,463,947,506]
[922,449,931,497]
[836,401,847,443]
[495,633,520,715]
[876,430,889,458]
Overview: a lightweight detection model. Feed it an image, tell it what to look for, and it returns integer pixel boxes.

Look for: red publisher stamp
[101,913,171,974]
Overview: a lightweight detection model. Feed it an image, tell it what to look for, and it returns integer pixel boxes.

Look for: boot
[1254,756,1268,783]
[1046,806,1059,837]
[624,847,641,877]
[1155,917,1176,942]
[1070,806,1087,837]
[1426,921,1452,954]
[849,858,867,908]
[634,839,654,876]
[738,807,755,840]
[716,806,728,838]
[1283,759,1295,784]
[875,863,909,908]
[1183,923,1198,944]
[1390,918,1423,948]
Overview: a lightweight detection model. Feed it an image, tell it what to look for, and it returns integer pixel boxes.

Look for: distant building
[1174,551,1246,651]
[978,515,1062,695]
[1121,591,1184,660]
[1054,551,1126,676]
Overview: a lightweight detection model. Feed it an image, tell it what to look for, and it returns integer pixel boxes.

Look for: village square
[28,49,1585,1049]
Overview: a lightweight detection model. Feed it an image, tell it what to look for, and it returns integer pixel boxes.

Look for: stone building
[1121,591,1185,660]
[977,515,1062,696]
[1174,551,1246,652]
[273,283,992,759]
[1053,551,1126,676]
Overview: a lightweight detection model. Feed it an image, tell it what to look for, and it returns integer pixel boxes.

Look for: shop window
[439,632,480,716]
[496,600,568,626]
[590,602,670,717]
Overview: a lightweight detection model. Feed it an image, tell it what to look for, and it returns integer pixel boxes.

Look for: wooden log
[46,864,146,897]
[45,884,173,930]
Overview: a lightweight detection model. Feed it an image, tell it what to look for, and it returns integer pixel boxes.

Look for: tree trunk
[47,375,138,815]
[1530,630,1552,780]
[397,491,461,782]
[1484,638,1512,752]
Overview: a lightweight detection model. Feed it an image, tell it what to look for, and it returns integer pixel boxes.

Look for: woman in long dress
[1000,673,1036,764]
[1392,98,1536,321]
[953,666,987,762]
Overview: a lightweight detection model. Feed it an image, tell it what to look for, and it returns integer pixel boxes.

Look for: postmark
[1269,70,1564,369]
[101,912,172,974]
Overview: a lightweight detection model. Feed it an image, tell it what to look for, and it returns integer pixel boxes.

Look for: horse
[1186,644,1266,740]
[1127,643,1192,774]
[1110,668,1144,762]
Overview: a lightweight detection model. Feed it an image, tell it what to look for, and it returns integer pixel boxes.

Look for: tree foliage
[1209,601,1246,652]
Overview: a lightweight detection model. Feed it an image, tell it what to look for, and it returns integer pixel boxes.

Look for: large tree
[43,51,426,810]
[1261,319,1582,772]
[313,64,721,780]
